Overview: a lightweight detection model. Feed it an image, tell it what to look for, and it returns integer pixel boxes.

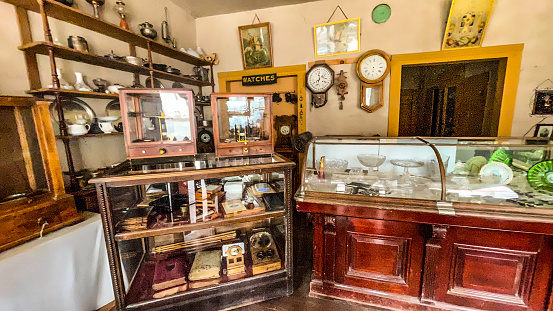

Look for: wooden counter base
[298,197,553,311]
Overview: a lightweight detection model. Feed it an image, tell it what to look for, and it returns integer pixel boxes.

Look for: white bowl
[98,116,119,122]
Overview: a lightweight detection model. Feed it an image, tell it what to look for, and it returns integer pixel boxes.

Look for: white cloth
[0,213,114,311]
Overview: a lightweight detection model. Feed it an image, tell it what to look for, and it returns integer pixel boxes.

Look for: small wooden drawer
[128,144,196,158]
[217,144,273,157]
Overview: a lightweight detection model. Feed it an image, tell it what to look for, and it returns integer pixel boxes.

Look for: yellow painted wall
[195,0,553,137]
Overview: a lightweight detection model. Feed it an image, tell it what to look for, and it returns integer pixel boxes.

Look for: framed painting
[314,18,360,57]
[238,22,273,69]
[532,90,553,115]
[442,0,494,50]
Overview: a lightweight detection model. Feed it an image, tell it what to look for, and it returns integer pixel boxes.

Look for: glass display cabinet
[120,89,196,159]
[211,93,273,158]
[296,136,553,311]
[91,154,294,311]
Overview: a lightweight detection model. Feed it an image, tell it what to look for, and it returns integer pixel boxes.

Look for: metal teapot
[139,22,157,39]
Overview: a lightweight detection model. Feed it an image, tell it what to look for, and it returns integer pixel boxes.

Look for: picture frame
[532,90,553,115]
[534,124,553,139]
[314,18,360,57]
[238,22,273,69]
[442,0,494,50]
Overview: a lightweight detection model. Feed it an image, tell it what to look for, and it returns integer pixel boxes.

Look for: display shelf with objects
[6,0,215,206]
[90,153,294,311]
[296,136,553,311]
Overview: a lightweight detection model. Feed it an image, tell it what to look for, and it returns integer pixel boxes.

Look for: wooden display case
[0,96,80,252]
[119,89,197,159]
[211,93,273,158]
[296,136,553,311]
[91,154,294,310]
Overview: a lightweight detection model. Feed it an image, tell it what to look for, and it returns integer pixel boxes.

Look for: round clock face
[280,125,290,135]
[307,66,334,93]
[360,55,387,81]
[229,246,241,256]
[200,132,211,143]
[356,50,390,83]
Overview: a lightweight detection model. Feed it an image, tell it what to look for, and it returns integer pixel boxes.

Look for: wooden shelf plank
[4,0,210,66]
[19,42,214,87]
[27,88,119,99]
[115,210,286,241]
[56,132,123,140]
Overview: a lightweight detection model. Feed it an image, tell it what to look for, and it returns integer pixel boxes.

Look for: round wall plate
[372,4,391,24]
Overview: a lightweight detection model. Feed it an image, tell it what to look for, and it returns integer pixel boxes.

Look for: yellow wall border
[218,64,307,133]
[388,44,523,137]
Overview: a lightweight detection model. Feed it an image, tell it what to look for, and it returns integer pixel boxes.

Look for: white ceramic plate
[479,162,513,185]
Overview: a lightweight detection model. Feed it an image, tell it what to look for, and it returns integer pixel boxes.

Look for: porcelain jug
[98,122,115,133]
[67,124,90,135]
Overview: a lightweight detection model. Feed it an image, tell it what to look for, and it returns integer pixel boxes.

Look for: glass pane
[301,137,441,200]
[444,140,553,208]
[216,96,270,143]
[124,91,193,143]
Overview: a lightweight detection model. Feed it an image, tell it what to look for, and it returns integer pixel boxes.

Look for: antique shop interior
[2,0,553,311]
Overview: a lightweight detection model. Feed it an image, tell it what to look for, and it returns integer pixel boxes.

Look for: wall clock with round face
[356,49,391,84]
[306,63,335,108]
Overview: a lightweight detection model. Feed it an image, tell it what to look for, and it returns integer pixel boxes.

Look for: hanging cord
[534,79,553,91]
[251,14,261,24]
[522,116,549,137]
[327,5,349,23]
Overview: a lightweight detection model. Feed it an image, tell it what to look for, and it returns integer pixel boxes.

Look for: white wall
[195,0,553,137]
[0,0,198,172]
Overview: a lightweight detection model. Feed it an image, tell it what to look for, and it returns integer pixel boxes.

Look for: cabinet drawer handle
[38,218,49,238]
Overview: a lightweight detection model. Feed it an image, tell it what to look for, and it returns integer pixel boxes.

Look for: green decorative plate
[489,148,513,165]
[527,160,553,191]
[372,4,391,24]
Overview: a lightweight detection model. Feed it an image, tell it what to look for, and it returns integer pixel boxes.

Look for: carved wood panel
[449,244,536,306]
[433,226,551,311]
[347,233,409,285]
[335,217,426,297]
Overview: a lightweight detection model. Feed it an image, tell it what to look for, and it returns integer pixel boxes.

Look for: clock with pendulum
[306,63,335,108]
[356,49,391,112]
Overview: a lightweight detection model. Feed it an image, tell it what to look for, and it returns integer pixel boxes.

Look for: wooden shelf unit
[8,0,215,196]
[4,0,210,66]
[19,42,214,87]
[27,88,119,99]
[56,132,123,140]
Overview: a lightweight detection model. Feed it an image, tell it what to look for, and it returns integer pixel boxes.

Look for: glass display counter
[91,154,294,311]
[295,136,553,311]
[296,136,553,217]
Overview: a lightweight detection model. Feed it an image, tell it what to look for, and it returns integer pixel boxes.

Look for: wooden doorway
[399,59,505,137]
[388,44,523,137]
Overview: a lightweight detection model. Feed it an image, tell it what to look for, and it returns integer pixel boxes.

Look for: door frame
[388,44,523,137]
[217,64,307,133]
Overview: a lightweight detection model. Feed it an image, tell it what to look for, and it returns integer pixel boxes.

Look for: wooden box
[0,96,80,252]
